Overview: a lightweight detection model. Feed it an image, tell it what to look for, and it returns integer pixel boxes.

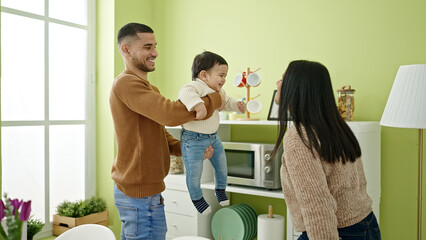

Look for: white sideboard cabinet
[164,170,220,240]
[165,121,381,240]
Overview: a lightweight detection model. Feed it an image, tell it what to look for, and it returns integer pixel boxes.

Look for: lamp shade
[380,64,426,129]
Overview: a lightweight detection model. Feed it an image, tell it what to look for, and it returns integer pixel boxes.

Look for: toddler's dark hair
[191,51,228,80]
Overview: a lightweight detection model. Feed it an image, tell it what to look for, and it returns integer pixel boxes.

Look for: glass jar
[169,156,184,174]
[337,85,355,121]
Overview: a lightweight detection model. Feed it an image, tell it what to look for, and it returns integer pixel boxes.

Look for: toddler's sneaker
[215,189,229,206]
[192,197,211,215]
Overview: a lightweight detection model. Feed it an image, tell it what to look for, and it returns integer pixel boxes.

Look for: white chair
[56,224,116,240]
[172,237,210,240]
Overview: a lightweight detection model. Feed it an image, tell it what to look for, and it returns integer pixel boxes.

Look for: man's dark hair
[117,23,154,46]
[191,51,228,80]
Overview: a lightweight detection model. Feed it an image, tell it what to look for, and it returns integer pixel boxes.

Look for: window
[1,0,95,234]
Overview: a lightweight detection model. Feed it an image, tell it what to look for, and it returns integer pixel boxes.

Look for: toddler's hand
[194,103,207,120]
[237,101,246,113]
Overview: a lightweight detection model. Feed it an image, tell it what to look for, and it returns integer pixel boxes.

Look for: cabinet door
[163,188,220,239]
[163,189,196,216]
[166,212,197,238]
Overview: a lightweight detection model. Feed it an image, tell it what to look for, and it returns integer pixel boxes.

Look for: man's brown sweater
[110,70,221,198]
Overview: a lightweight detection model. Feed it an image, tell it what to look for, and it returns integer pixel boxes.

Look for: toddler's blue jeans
[180,129,227,201]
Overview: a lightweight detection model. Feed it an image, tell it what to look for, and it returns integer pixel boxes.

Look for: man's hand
[203,145,214,160]
[194,103,207,119]
[219,92,226,111]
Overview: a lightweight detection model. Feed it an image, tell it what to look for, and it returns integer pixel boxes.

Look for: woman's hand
[275,79,283,104]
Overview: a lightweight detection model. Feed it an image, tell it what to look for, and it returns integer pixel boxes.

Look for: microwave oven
[222,142,283,190]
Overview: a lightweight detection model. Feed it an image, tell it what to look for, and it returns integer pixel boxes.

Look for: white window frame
[0,0,96,236]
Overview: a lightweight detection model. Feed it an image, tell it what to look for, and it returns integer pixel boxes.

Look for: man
[110,23,222,240]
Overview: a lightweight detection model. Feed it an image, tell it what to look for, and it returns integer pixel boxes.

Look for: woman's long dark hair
[272,60,361,164]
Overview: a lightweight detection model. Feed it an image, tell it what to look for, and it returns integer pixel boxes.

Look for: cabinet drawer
[163,189,196,216]
[166,212,197,237]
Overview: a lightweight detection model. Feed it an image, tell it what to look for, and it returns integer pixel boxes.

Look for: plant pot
[52,211,108,236]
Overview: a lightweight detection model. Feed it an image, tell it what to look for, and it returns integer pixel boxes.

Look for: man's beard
[132,56,155,72]
[136,63,155,72]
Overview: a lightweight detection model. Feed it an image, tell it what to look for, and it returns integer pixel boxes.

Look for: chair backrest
[56,224,116,240]
[172,237,210,240]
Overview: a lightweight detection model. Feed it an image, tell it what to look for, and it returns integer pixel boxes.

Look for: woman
[272,60,381,240]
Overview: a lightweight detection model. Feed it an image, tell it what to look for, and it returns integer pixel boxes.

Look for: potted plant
[53,196,108,236]
[26,216,44,240]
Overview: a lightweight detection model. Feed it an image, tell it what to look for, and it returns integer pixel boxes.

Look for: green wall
[96,0,117,237]
[96,0,426,239]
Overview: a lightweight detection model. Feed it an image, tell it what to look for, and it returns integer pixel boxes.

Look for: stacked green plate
[211,204,258,240]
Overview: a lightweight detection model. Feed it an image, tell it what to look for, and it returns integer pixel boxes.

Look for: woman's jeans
[181,129,227,201]
[297,212,381,240]
[113,183,167,240]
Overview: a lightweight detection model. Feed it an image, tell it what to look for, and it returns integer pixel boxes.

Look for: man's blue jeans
[180,129,227,201]
[113,183,167,240]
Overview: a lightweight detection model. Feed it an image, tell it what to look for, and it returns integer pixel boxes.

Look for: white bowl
[247,99,262,113]
[247,72,261,87]
[233,73,245,87]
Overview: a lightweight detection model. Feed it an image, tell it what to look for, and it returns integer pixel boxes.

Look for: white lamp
[380,64,426,240]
